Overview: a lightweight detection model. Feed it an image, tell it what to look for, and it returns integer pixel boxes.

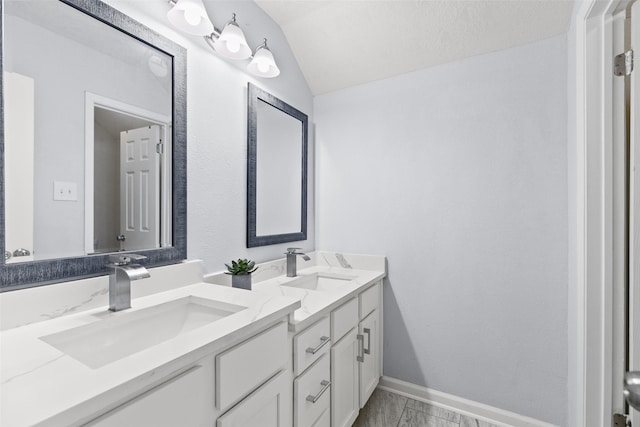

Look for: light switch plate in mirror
[0,0,187,290]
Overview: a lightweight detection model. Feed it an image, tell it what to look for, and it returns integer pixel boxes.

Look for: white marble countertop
[0,283,300,427]
[250,265,385,332]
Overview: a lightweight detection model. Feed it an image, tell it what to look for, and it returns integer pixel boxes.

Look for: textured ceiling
[255,0,574,95]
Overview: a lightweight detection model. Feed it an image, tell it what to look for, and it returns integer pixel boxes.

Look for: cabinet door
[359,310,380,408]
[87,362,214,427]
[330,328,359,427]
[217,370,290,427]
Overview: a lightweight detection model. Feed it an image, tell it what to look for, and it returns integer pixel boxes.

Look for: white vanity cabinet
[329,280,383,427]
[290,276,384,427]
[86,321,291,427]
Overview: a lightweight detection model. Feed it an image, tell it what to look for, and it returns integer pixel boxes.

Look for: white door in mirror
[4,72,34,262]
[119,126,160,251]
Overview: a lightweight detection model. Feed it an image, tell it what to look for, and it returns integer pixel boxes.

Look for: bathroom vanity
[0,252,384,427]
[0,274,300,426]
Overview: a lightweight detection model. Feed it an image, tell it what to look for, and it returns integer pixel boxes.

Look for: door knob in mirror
[624,371,640,411]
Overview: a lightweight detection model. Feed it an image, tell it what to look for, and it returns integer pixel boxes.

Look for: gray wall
[314,35,568,425]
[104,0,315,273]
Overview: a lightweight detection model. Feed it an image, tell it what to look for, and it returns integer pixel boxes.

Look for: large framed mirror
[1,0,187,290]
[247,83,308,247]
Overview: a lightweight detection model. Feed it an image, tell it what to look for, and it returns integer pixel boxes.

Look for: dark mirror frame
[246,83,308,248]
[0,0,187,291]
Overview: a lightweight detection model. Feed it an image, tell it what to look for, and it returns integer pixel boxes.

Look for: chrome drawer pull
[306,336,330,355]
[364,328,371,355]
[357,334,364,362]
[306,380,331,403]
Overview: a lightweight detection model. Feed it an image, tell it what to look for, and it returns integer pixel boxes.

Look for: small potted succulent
[225,258,258,290]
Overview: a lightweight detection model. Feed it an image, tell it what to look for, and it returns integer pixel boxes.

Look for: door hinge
[614,413,631,427]
[614,50,634,76]
[156,142,164,154]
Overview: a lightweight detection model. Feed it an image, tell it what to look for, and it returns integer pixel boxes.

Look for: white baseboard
[378,376,558,427]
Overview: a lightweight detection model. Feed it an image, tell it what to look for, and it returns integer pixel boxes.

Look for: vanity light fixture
[167,1,281,78]
[247,39,280,78]
[212,14,252,60]
[166,0,213,36]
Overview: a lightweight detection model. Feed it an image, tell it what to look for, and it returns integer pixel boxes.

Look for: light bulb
[226,39,240,53]
[183,8,202,26]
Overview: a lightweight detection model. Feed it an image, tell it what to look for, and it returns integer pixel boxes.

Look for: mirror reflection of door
[93,107,164,253]
[4,72,35,263]
[119,125,160,251]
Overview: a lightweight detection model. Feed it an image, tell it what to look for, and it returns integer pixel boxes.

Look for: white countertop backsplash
[204,251,385,285]
[0,260,205,331]
[1,252,384,331]
[205,251,386,332]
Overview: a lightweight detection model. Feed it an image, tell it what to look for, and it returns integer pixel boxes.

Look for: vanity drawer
[294,316,331,376]
[331,298,358,342]
[294,354,331,427]
[216,321,288,411]
[359,282,381,320]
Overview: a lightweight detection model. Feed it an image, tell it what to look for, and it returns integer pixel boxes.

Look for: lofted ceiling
[255,0,574,95]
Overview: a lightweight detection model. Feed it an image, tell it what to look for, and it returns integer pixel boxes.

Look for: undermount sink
[40,296,246,369]
[282,272,357,292]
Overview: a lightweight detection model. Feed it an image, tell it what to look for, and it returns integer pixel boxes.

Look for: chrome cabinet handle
[364,328,371,355]
[306,380,331,403]
[13,248,30,257]
[625,371,640,411]
[116,234,126,241]
[306,336,330,355]
[357,334,364,362]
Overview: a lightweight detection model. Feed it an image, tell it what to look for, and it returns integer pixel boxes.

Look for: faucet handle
[286,247,302,254]
[108,253,147,266]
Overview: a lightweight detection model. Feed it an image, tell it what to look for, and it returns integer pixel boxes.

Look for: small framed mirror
[247,83,308,247]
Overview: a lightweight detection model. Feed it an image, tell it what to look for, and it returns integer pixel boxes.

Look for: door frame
[574,0,632,425]
[84,92,171,254]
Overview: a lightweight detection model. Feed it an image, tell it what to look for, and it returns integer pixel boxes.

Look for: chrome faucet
[107,254,150,312]
[285,248,310,277]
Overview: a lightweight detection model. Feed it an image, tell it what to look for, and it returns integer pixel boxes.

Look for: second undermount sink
[282,272,357,292]
[40,296,246,369]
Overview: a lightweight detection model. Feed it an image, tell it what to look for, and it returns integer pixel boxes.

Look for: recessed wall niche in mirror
[247,83,308,247]
[0,0,187,289]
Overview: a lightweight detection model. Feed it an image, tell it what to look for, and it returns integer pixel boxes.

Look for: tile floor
[353,389,499,427]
